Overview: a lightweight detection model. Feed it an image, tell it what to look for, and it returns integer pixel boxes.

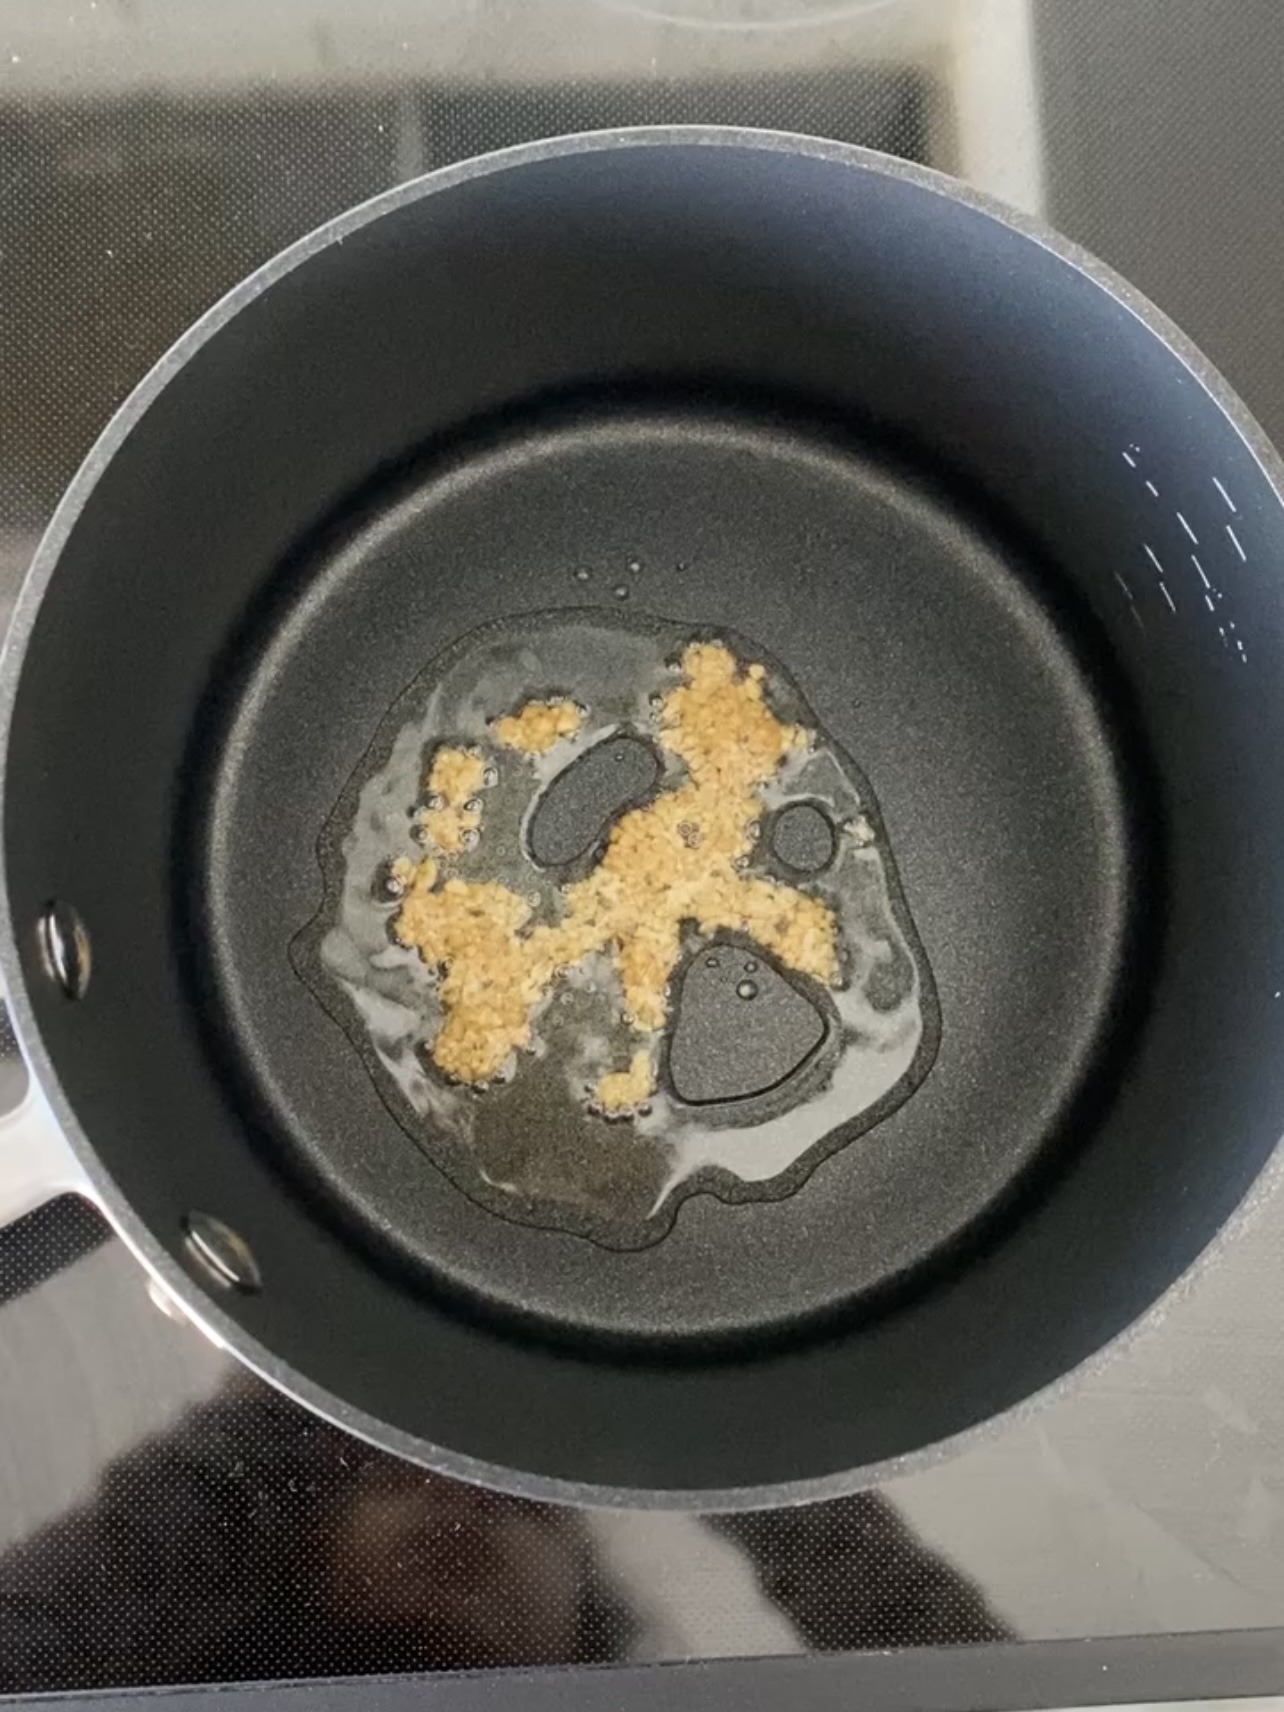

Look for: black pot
[3,129,1283,1507]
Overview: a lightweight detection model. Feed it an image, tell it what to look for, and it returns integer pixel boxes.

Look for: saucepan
[2,129,1283,1507]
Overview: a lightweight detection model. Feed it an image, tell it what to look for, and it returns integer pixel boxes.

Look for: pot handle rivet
[37,901,91,1000]
[182,1211,262,1293]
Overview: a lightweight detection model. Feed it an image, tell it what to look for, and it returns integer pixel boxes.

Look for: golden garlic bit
[393,641,841,1107]
[594,1048,657,1118]
[493,697,583,755]
[396,878,541,1085]
[390,853,432,893]
[419,745,487,854]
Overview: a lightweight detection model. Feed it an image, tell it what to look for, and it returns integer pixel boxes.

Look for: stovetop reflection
[0,1245,1005,1691]
[5,1195,1284,1694]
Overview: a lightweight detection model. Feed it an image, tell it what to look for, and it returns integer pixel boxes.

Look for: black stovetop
[2,0,1284,1697]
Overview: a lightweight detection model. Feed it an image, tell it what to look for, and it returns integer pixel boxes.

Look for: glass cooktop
[2,0,1284,1695]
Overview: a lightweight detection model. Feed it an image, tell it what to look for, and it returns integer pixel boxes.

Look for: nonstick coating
[202,392,1136,1344]
[5,131,1284,1504]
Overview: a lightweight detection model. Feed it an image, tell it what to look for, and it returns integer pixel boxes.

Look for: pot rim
[3,124,1283,1510]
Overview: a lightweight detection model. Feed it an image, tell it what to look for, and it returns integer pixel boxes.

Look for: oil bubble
[372,862,405,902]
